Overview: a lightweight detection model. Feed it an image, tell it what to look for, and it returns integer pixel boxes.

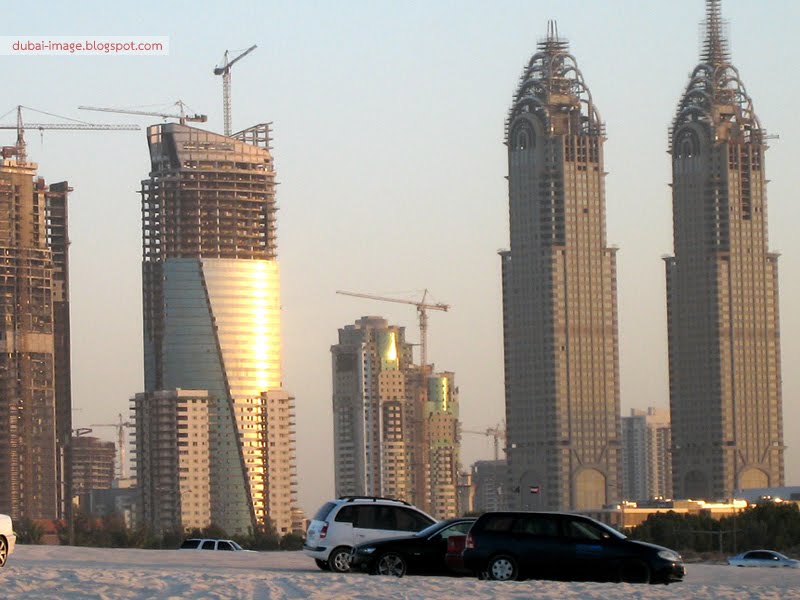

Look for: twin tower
[503,0,783,510]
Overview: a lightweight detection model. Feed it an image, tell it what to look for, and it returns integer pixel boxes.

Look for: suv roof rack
[337,495,411,506]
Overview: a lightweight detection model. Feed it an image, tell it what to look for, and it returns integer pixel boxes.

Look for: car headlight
[359,547,376,554]
[657,549,681,562]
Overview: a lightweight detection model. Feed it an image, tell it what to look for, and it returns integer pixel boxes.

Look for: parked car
[179,538,252,552]
[350,517,476,577]
[445,533,469,573]
[304,496,436,573]
[728,550,800,568]
[462,511,684,584]
[0,514,16,568]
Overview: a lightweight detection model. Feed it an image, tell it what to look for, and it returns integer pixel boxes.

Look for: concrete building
[71,436,116,496]
[262,389,298,535]
[665,0,783,501]
[131,389,212,533]
[501,23,621,511]
[139,122,297,535]
[472,460,508,513]
[331,317,461,518]
[0,151,72,521]
[621,408,672,502]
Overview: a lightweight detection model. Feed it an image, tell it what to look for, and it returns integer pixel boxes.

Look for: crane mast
[213,44,257,136]
[336,289,449,368]
[89,413,133,480]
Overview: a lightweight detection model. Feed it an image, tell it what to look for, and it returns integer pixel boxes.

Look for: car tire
[328,547,352,573]
[0,536,7,568]
[487,554,518,581]
[619,559,651,584]
[375,552,407,577]
[315,559,331,571]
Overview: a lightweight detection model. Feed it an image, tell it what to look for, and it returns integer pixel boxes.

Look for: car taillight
[465,533,475,549]
[319,522,329,539]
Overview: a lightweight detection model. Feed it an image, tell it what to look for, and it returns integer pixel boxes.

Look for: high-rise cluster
[331,317,460,519]
[501,0,783,511]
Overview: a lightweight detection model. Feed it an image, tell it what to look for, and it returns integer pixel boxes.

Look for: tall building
[621,408,672,502]
[140,122,296,535]
[331,317,460,518]
[665,0,783,500]
[131,389,212,533]
[501,23,621,511]
[0,150,72,520]
[71,436,116,497]
[471,460,508,512]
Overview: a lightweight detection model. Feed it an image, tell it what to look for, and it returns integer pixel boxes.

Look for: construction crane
[462,424,506,461]
[90,413,133,480]
[336,289,449,368]
[214,44,257,136]
[78,100,207,125]
[0,105,139,163]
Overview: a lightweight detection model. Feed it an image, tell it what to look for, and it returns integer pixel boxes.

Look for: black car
[350,517,476,577]
[462,511,684,585]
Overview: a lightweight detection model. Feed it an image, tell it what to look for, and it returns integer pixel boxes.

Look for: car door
[352,505,399,545]
[423,521,474,573]
[510,513,573,580]
[561,516,620,581]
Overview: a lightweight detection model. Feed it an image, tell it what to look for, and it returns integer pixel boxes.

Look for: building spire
[703,0,729,65]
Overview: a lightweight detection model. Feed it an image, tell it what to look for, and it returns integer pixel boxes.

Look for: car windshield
[230,541,244,551]
[416,520,451,538]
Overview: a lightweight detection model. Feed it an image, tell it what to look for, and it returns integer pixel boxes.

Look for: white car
[179,538,252,552]
[728,550,799,568]
[303,496,436,573]
[0,514,16,568]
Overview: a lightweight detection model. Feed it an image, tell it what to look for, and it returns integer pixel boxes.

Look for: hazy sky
[4,0,800,516]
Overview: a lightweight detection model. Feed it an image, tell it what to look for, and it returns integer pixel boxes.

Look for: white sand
[2,545,800,599]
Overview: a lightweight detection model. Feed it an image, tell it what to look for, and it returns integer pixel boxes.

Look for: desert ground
[2,545,800,599]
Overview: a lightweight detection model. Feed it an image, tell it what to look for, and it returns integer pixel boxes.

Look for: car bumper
[303,545,330,561]
[7,533,15,557]
[652,560,685,583]
[350,550,376,572]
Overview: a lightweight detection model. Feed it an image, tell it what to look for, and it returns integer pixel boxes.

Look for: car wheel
[619,559,651,584]
[0,536,7,568]
[328,547,352,573]
[315,559,331,571]
[487,555,518,581]
[376,552,407,577]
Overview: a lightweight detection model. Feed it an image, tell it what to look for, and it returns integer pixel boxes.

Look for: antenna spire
[703,0,729,65]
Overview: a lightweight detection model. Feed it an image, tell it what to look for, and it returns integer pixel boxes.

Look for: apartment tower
[665,0,783,500]
[0,147,71,520]
[331,317,460,518]
[140,122,297,534]
[501,23,621,511]
[621,408,672,502]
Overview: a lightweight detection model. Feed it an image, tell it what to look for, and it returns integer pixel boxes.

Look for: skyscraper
[666,0,783,500]
[621,408,672,502]
[501,23,621,511]
[139,122,296,535]
[0,151,71,520]
[331,316,460,518]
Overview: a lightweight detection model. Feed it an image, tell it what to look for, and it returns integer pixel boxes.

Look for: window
[217,541,235,551]
[564,518,612,541]
[396,507,433,532]
[512,515,559,537]
[201,540,216,550]
[180,539,200,549]
[334,505,356,524]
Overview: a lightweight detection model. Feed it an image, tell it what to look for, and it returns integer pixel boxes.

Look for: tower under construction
[665,0,783,500]
[0,151,71,520]
[139,122,297,535]
[501,23,621,511]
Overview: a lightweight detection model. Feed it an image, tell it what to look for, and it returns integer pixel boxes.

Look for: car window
[512,515,559,537]
[201,540,216,550]
[564,518,612,541]
[231,541,244,551]
[335,505,356,523]
[395,507,431,532]
[314,502,338,522]
[218,541,234,551]
[480,515,514,533]
[180,539,200,549]
[437,521,473,539]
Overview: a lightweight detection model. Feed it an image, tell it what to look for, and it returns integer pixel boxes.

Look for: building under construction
[137,122,297,535]
[0,152,72,520]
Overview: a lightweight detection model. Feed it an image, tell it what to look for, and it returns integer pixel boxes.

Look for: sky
[3,0,800,517]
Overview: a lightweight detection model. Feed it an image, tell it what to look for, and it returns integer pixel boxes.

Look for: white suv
[304,496,436,572]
